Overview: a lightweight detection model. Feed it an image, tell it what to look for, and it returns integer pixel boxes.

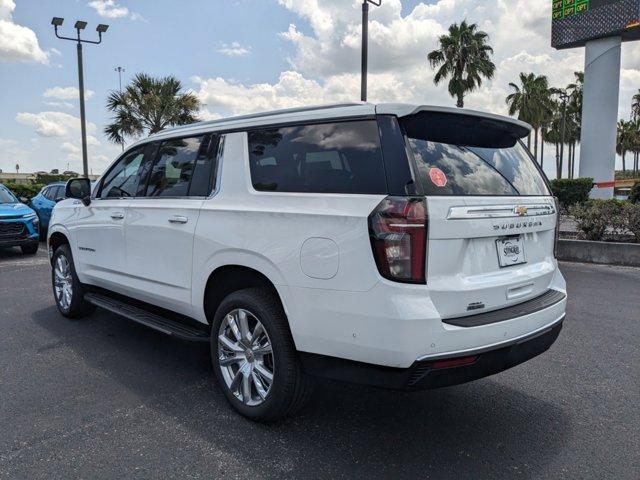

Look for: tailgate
[427,196,557,319]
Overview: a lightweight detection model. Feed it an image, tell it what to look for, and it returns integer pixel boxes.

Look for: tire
[51,244,95,319]
[21,242,39,255]
[211,287,311,422]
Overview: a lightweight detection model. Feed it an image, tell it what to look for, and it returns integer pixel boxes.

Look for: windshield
[0,187,18,204]
[401,112,549,196]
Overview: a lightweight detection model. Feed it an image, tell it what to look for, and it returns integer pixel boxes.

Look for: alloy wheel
[217,308,274,406]
[53,255,73,310]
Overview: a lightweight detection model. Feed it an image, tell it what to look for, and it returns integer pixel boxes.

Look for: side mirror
[19,197,30,204]
[66,178,92,206]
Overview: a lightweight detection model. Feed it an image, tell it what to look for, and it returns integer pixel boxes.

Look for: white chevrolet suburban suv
[49,103,566,421]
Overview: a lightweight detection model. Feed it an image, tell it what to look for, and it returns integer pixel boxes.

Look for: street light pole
[115,66,125,92]
[360,0,381,102]
[114,66,125,151]
[51,18,109,178]
[77,40,88,179]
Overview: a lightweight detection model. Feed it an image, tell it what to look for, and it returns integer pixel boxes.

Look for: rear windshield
[402,112,549,196]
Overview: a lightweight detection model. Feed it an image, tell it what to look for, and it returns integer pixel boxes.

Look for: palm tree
[427,20,496,108]
[566,71,584,117]
[105,73,200,145]
[617,120,633,172]
[632,119,640,176]
[631,89,640,120]
[543,103,567,179]
[505,73,554,163]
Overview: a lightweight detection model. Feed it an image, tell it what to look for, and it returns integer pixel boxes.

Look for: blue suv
[30,181,66,236]
[0,184,39,254]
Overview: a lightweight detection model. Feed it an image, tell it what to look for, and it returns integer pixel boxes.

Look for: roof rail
[153,103,364,136]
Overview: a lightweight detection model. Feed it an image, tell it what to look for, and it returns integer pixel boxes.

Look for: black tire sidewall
[210,288,299,421]
[21,243,39,255]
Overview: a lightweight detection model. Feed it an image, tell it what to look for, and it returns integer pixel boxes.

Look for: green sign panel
[553,0,589,19]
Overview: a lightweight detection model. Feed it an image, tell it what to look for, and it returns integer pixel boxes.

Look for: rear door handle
[110,212,125,220]
[168,215,188,224]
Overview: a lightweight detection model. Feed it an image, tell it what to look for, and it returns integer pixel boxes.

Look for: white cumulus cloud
[88,0,129,18]
[217,42,251,57]
[88,0,145,21]
[43,86,95,101]
[16,111,97,138]
[0,0,49,63]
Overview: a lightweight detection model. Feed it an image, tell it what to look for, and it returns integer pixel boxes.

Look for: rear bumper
[300,317,563,390]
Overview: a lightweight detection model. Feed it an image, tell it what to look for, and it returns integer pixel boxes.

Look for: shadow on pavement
[32,304,569,478]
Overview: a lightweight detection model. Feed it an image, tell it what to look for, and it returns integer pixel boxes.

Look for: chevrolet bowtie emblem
[514,205,528,216]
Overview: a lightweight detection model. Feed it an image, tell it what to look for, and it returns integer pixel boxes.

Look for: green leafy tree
[505,73,554,164]
[427,20,496,109]
[105,73,200,146]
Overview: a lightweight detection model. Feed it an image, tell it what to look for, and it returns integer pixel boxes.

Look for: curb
[557,239,640,267]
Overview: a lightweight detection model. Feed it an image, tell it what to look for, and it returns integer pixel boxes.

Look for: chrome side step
[84,293,210,342]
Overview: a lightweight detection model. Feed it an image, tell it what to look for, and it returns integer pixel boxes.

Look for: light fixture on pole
[361,0,381,102]
[51,17,109,178]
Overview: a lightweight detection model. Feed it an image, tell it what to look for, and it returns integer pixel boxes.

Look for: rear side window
[42,187,54,200]
[188,134,220,197]
[146,136,204,197]
[248,120,387,194]
[50,186,64,200]
[402,112,549,196]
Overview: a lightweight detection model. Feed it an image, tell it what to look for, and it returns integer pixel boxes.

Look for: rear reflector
[431,355,478,369]
[368,196,428,284]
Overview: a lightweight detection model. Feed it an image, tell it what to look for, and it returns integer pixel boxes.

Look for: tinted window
[406,134,549,196]
[42,187,54,200]
[248,120,387,194]
[188,134,220,197]
[100,147,148,199]
[50,186,64,200]
[146,136,204,197]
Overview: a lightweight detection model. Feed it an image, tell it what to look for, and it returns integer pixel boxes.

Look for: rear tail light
[368,196,428,284]
[553,197,560,258]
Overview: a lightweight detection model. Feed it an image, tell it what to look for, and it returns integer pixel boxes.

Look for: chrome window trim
[446,203,556,220]
[91,134,225,202]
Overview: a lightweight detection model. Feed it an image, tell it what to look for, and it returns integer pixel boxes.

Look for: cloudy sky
[1,0,639,178]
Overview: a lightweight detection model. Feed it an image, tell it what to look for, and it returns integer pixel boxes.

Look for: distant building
[0,172,99,184]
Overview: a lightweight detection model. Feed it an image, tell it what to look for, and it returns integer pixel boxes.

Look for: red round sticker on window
[429,167,447,187]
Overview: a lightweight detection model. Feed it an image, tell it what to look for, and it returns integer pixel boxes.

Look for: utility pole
[52,18,109,178]
[360,0,381,102]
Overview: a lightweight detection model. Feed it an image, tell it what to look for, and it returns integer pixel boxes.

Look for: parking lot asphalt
[0,245,638,479]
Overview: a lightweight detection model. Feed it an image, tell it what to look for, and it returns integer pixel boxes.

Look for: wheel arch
[203,264,289,329]
[48,229,71,265]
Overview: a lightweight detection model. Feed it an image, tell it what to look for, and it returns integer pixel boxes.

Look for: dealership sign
[552,0,640,49]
